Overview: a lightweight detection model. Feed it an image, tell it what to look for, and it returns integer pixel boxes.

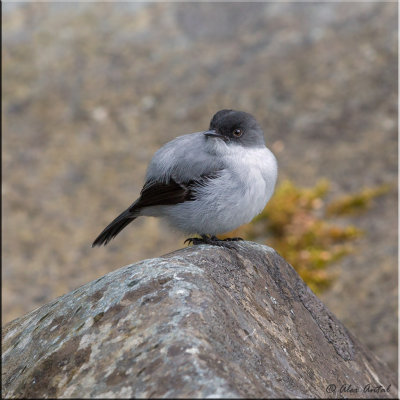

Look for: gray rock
[2,243,397,398]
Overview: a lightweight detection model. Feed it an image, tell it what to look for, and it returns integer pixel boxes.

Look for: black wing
[132,172,221,210]
[131,179,191,210]
[92,173,220,247]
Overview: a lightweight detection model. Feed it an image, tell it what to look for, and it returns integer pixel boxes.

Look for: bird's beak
[203,130,225,139]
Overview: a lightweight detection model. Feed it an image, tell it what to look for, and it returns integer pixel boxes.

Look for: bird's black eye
[233,128,243,137]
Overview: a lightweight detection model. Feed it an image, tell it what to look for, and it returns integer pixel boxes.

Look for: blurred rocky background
[2,1,397,373]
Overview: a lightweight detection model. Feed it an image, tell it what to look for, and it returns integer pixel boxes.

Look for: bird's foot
[184,235,241,249]
[184,235,208,246]
[184,235,217,246]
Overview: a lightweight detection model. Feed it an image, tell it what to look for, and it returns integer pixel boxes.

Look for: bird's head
[204,109,265,148]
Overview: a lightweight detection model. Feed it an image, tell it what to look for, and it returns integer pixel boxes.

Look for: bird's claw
[184,237,204,245]
[184,235,241,249]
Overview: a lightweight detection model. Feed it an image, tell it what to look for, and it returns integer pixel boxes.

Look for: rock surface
[2,243,397,398]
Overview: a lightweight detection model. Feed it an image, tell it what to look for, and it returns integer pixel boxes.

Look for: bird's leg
[184,234,211,246]
[184,234,219,245]
[184,234,239,249]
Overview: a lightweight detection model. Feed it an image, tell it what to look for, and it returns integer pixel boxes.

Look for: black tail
[92,209,138,247]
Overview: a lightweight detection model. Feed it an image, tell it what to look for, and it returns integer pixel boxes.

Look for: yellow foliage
[222,180,390,294]
[326,184,391,216]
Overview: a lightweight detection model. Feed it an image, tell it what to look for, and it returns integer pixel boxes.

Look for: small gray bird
[92,109,278,248]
